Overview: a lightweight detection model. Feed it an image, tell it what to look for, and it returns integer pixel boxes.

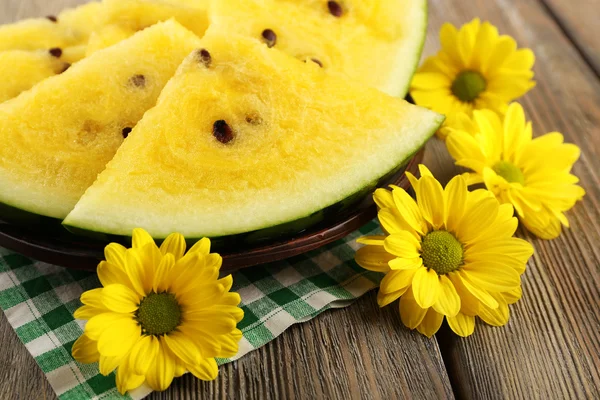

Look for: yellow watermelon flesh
[0,1,105,52]
[208,0,428,97]
[0,50,70,103]
[0,0,209,103]
[0,20,202,219]
[0,2,105,103]
[64,33,443,239]
[86,0,209,55]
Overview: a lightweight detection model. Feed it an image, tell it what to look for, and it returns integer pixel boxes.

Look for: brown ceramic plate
[0,151,422,273]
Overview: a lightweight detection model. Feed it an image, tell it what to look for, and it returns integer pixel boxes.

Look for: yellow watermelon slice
[0,1,104,52]
[208,0,428,97]
[0,20,202,219]
[0,50,70,103]
[85,0,209,55]
[64,33,443,239]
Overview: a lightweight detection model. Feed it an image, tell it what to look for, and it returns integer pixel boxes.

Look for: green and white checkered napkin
[0,221,382,400]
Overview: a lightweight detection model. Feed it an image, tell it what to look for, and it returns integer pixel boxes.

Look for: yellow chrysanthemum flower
[355,165,533,337]
[410,18,536,139]
[72,229,243,394]
[446,102,585,239]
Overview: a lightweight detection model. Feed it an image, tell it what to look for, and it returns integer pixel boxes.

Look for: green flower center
[451,71,487,102]
[421,230,464,275]
[136,292,181,336]
[493,160,525,185]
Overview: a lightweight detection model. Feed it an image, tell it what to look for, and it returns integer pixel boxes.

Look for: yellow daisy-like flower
[446,102,585,239]
[72,229,243,394]
[410,18,536,139]
[355,165,533,337]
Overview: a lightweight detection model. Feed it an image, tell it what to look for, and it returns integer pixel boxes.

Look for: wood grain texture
[0,311,55,400]
[541,0,600,77]
[424,0,600,398]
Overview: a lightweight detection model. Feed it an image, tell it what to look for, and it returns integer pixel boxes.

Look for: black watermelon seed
[246,114,262,125]
[261,29,277,48]
[60,63,71,73]
[196,49,212,67]
[129,74,146,88]
[46,15,58,23]
[310,58,323,67]
[122,127,132,138]
[328,1,343,17]
[49,47,62,58]
[213,120,234,144]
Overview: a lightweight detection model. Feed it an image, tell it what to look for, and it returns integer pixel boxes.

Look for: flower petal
[132,228,155,249]
[444,175,467,233]
[102,284,140,313]
[377,287,408,307]
[355,245,394,273]
[104,243,127,270]
[432,276,461,317]
[80,288,105,308]
[479,300,510,327]
[183,310,237,334]
[447,313,476,337]
[98,261,131,288]
[85,312,130,341]
[412,267,441,309]
[188,357,218,381]
[384,233,421,259]
[97,318,141,358]
[74,305,105,320]
[392,187,427,235]
[160,233,186,260]
[456,271,499,309]
[447,272,480,316]
[124,249,148,297]
[380,269,418,294]
[72,334,100,364]
[356,236,386,246]
[378,208,415,235]
[457,197,499,244]
[145,338,176,392]
[461,262,521,291]
[416,176,445,229]
[164,332,201,366]
[218,329,242,358]
[129,335,159,376]
[153,253,176,293]
[373,188,395,209]
[416,308,444,338]
[188,237,211,255]
[503,286,522,304]
[99,355,122,376]
[388,257,423,271]
[399,290,428,329]
[116,355,145,395]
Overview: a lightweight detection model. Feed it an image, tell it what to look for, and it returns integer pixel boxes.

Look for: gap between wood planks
[537,0,600,80]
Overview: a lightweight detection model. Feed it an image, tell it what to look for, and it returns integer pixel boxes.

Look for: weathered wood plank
[424,0,600,398]
[0,311,55,399]
[541,0,600,77]
[156,292,454,400]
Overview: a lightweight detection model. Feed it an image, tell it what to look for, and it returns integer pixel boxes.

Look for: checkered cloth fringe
[0,221,383,399]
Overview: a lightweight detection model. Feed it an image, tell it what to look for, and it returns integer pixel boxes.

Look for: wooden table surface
[1,0,599,398]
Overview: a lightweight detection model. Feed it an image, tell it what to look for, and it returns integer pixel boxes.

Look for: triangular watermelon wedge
[64,33,443,239]
[208,0,428,97]
[0,20,202,219]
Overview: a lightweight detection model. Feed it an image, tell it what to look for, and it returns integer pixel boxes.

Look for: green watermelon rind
[1,114,441,250]
[61,113,443,247]
[396,0,428,98]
